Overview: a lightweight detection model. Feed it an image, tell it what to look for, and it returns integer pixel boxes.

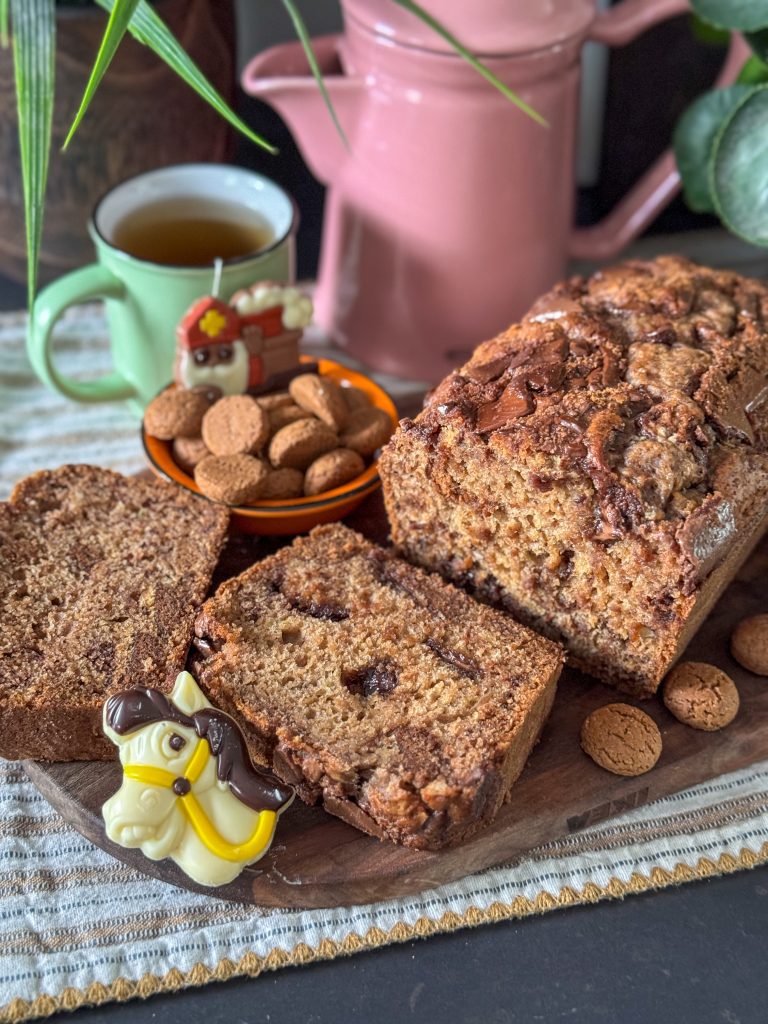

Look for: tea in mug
[112,199,274,266]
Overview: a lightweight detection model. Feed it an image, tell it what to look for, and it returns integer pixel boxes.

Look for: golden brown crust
[193,524,562,849]
[380,256,768,696]
[0,465,229,761]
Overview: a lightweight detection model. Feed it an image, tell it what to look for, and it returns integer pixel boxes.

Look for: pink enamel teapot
[243,0,745,381]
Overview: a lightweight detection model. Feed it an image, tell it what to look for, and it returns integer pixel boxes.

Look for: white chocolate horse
[102,672,293,887]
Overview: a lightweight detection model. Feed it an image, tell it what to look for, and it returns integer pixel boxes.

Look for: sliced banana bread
[192,524,562,850]
[0,465,229,761]
[380,256,768,697]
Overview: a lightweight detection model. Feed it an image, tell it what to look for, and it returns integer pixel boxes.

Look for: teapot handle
[569,0,749,261]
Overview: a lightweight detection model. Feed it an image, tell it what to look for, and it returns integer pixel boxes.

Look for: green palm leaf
[0,0,9,48]
[64,0,139,149]
[94,0,277,155]
[280,0,349,150]
[11,0,55,304]
[391,0,548,126]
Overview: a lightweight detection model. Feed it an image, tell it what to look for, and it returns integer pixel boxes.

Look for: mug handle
[570,0,750,261]
[28,264,136,403]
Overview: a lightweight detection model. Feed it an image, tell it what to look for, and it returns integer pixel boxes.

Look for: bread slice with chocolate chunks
[380,255,768,697]
[0,465,229,761]
[192,524,562,850]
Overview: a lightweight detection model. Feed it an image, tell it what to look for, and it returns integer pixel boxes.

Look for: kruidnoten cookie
[144,388,212,440]
[731,614,768,676]
[580,704,662,776]
[663,662,740,731]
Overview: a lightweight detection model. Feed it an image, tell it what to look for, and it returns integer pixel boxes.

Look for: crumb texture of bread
[379,256,768,697]
[0,465,229,761]
[193,524,562,850]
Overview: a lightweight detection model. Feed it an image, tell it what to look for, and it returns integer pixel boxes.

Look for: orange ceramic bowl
[142,357,398,535]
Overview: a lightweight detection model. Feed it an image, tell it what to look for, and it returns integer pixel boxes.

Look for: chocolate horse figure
[102,672,293,887]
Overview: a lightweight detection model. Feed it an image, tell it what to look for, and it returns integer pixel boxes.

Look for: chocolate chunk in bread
[380,255,768,697]
[193,524,562,850]
[0,465,229,761]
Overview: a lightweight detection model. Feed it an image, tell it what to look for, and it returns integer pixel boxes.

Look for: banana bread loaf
[380,256,768,697]
[192,524,562,850]
[0,465,229,761]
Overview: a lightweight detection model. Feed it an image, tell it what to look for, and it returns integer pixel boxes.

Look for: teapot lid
[343,0,596,56]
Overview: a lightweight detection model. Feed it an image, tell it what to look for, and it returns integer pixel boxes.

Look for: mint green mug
[29,164,298,415]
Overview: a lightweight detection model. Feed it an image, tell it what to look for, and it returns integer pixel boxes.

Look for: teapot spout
[242,35,360,185]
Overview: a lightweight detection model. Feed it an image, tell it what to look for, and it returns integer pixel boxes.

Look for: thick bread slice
[380,255,768,697]
[193,524,562,850]
[0,465,229,761]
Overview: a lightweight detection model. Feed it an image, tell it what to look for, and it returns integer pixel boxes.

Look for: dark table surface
[51,866,768,1024]
[5,270,767,1024]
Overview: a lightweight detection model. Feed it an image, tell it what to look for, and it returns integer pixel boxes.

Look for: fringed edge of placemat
[3,840,767,1024]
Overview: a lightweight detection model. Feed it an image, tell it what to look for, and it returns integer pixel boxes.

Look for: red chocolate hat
[177,297,241,351]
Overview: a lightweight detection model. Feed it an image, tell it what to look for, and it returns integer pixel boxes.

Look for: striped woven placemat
[1,305,767,1024]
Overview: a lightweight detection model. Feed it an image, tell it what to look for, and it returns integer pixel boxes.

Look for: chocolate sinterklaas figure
[174,282,314,400]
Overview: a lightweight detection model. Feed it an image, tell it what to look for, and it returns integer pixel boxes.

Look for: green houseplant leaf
[690,0,768,32]
[64,0,139,148]
[0,0,8,48]
[95,0,277,155]
[673,84,753,212]
[711,85,768,244]
[745,28,768,64]
[689,12,730,45]
[11,0,55,304]
[13,0,546,306]
[737,54,768,84]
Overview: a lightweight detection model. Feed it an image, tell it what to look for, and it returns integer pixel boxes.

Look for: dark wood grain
[24,493,768,909]
[0,0,235,285]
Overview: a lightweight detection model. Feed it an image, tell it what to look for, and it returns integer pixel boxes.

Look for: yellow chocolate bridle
[124,738,276,863]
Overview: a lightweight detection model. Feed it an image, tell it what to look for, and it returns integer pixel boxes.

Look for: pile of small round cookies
[580,613,768,777]
[144,372,394,504]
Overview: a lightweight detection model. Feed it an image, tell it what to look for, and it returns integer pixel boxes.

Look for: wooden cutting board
[24,492,768,909]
